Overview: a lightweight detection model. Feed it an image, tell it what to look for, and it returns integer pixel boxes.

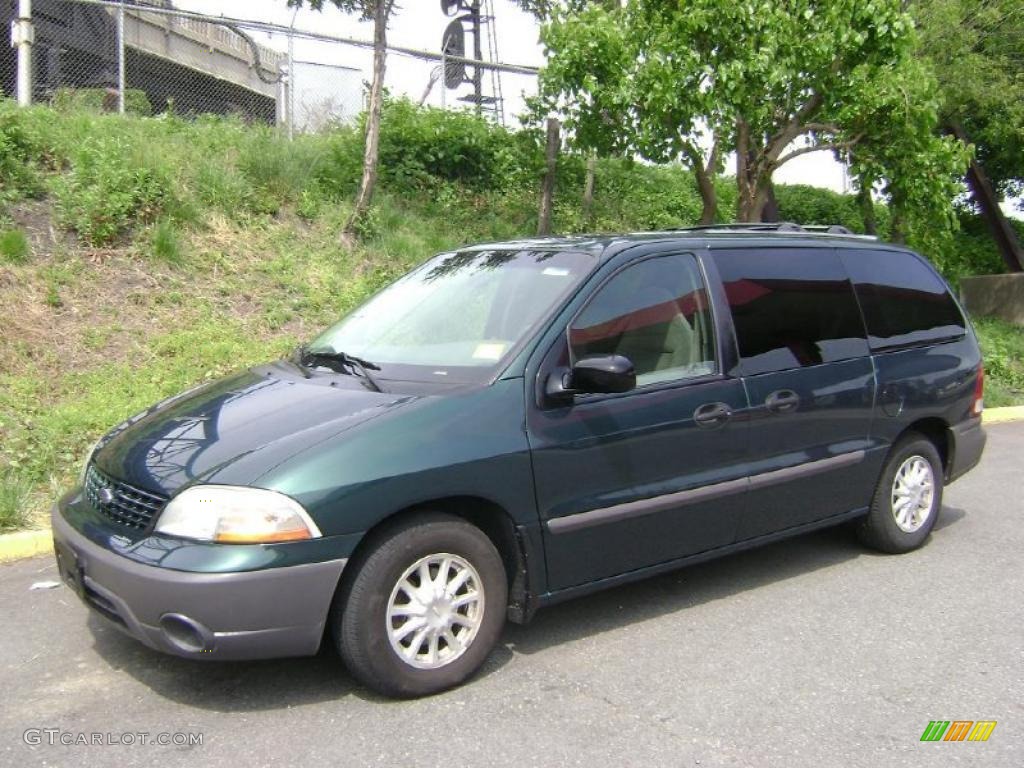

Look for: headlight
[155,485,322,544]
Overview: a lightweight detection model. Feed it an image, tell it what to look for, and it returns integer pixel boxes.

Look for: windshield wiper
[296,347,383,393]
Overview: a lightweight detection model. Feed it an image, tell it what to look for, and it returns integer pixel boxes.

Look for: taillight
[971,366,984,417]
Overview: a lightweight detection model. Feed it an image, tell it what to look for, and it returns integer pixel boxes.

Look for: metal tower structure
[439,0,505,124]
[482,0,505,125]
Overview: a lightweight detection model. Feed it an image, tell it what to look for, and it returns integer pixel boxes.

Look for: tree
[535,4,723,222]
[915,0,1024,270]
[843,58,968,248]
[537,0,967,226]
[290,1,396,236]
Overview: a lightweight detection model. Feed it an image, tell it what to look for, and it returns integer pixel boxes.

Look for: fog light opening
[159,613,214,654]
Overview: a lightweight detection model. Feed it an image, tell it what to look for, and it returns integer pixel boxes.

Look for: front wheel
[857,435,943,554]
[333,512,507,698]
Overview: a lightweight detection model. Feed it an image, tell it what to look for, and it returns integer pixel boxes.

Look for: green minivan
[53,224,986,697]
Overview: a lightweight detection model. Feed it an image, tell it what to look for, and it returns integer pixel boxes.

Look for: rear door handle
[765,389,800,414]
[694,402,732,428]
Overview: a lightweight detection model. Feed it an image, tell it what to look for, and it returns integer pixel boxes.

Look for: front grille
[84,464,168,532]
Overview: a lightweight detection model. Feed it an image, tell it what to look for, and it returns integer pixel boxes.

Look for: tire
[857,434,944,554]
[333,512,507,698]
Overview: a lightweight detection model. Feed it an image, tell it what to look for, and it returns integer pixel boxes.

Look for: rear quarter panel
[870,335,982,447]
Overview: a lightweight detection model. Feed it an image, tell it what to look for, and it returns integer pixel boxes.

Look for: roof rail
[667,223,795,232]
[799,224,855,235]
[664,222,871,238]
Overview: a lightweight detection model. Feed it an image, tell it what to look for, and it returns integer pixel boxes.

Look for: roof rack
[665,222,870,237]
[799,224,856,235]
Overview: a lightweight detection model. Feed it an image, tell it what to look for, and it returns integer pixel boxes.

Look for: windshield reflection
[308,248,596,382]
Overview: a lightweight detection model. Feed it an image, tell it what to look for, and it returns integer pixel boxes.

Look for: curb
[983,405,1024,425]
[0,528,52,564]
[1,406,1022,565]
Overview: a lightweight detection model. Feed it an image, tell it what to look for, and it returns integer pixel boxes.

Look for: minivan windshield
[305,249,596,383]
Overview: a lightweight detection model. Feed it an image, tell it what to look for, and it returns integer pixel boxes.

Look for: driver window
[569,254,716,387]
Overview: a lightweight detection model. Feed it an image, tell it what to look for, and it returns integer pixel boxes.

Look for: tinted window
[570,254,716,386]
[716,248,868,375]
[840,249,966,350]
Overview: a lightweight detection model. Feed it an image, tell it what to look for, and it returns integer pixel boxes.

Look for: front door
[527,252,750,591]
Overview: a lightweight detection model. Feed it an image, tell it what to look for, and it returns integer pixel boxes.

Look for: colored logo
[920,721,997,742]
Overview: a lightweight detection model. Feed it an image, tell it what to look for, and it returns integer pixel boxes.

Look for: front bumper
[51,504,347,661]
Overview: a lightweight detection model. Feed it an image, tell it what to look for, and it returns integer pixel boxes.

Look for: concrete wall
[961,273,1024,326]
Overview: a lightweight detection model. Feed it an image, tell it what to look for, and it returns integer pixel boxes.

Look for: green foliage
[773,185,863,231]
[0,104,45,202]
[539,0,967,227]
[0,228,30,264]
[0,470,32,531]
[916,0,1024,199]
[0,96,1006,272]
[347,204,383,240]
[845,56,970,255]
[238,129,326,207]
[371,99,541,191]
[583,158,704,231]
[314,127,364,197]
[973,316,1024,407]
[309,99,548,201]
[150,219,182,264]
[50,87,153,117]
[53,135,172,245]
[930,213,1023,286]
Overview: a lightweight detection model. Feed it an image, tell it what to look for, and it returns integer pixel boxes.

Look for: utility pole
[11,0,34,107]
[116,1,126,113]
[277,62,289,132]
[440,46,446,110]
[287,5,298,139]
[470,0,482,114]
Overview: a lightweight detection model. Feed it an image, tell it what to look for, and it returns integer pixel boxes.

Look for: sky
[172,0,1015,215]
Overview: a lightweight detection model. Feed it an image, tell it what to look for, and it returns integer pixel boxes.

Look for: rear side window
[716,248,868,376]
[840,249,966,351]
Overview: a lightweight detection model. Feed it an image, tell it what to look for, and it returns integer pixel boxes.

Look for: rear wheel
[857,435,943,553]
[333,512,507,698]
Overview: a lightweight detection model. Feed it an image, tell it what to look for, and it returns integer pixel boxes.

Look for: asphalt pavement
[1,424,1021,768]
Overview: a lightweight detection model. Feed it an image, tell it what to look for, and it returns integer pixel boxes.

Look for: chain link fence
[2,0,539,131]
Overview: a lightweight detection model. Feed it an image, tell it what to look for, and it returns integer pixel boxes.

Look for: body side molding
[546,450,866,535]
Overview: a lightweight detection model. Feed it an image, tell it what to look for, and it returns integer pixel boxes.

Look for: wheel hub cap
[386,553,484,670]
[891,455,936,533]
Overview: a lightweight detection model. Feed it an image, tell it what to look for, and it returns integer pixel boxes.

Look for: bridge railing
[3,0,540,132]
[3,0,364,130]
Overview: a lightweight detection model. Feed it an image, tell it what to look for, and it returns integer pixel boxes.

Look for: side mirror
[571,355,636,394]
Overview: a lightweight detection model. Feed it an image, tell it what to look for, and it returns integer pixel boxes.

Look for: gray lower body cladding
[51,505,347,661]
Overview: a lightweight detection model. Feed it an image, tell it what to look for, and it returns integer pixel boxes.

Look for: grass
[0,228,29,263]
[0,470,33,531]
[150,218,182,263]
[974,316,1024,407]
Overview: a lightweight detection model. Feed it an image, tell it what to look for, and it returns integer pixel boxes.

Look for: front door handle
[694,401,732,428]
[765,389,801,414]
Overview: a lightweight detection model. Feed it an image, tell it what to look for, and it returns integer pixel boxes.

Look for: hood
[92,364,419,495]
